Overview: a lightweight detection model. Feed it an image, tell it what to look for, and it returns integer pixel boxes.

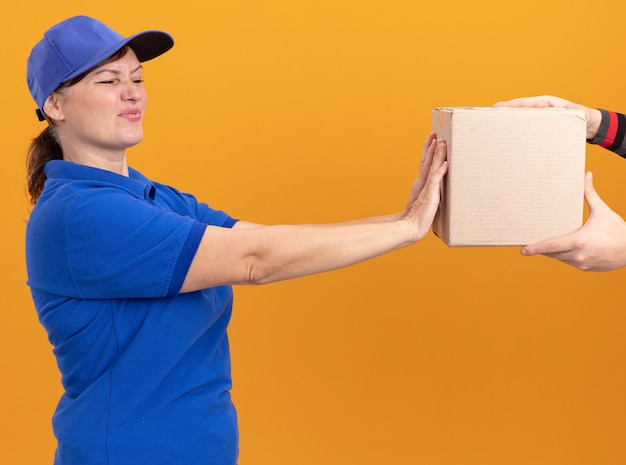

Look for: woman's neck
[62,145,130,177]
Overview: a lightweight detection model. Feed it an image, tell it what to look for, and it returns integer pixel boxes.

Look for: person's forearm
[330,212,402,225]
[182,219,417,291]
[587,109,626,158]
[235,220,414,284]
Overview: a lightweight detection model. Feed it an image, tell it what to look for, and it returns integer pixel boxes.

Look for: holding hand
[521,172,626,271]
[494,95,602,140]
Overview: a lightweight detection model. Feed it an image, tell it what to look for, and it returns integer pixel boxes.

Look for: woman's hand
[401,133,448,242]
[494,95,602,140]
[521,172,626,271]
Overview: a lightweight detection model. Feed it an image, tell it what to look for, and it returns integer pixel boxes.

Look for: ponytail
[26,126,62,205]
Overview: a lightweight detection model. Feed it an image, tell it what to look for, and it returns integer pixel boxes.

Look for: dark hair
[26,46,131,205]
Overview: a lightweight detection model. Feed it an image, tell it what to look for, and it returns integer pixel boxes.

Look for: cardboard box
[431,107,587,247]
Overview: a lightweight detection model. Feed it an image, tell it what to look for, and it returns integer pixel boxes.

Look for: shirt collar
[44,160,156,200]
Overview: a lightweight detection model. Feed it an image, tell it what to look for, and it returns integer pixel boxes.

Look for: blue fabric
[26,161,240,465]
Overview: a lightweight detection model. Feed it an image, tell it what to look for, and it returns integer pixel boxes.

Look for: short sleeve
[72,189,209,299]
[151,182,238,229]
[27,187,204,299]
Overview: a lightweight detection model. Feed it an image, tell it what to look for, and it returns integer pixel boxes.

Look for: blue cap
[27,16,174,121]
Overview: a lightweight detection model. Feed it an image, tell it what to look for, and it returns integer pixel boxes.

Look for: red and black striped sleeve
[588,109,626,158]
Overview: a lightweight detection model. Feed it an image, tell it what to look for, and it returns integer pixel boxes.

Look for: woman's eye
[96,78,143,84]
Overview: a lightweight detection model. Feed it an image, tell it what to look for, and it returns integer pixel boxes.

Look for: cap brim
[127,30,174,62]
[62,30,174,85]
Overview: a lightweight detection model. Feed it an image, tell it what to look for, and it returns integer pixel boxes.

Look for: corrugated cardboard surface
[432,107,587,247]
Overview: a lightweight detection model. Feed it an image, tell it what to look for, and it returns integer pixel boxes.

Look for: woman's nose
[121,80,142,101]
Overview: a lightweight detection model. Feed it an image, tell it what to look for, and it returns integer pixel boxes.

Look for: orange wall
[3,1,626,464]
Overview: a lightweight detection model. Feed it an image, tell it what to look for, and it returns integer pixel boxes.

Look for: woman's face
[50,49,147,156]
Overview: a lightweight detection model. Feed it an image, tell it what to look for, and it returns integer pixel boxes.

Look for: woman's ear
[43,93,65,122]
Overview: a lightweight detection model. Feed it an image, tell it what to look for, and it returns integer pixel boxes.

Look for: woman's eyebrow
[94,64,144,75]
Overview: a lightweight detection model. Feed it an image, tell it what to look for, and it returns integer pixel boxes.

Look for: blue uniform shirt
[26,160,240,465]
